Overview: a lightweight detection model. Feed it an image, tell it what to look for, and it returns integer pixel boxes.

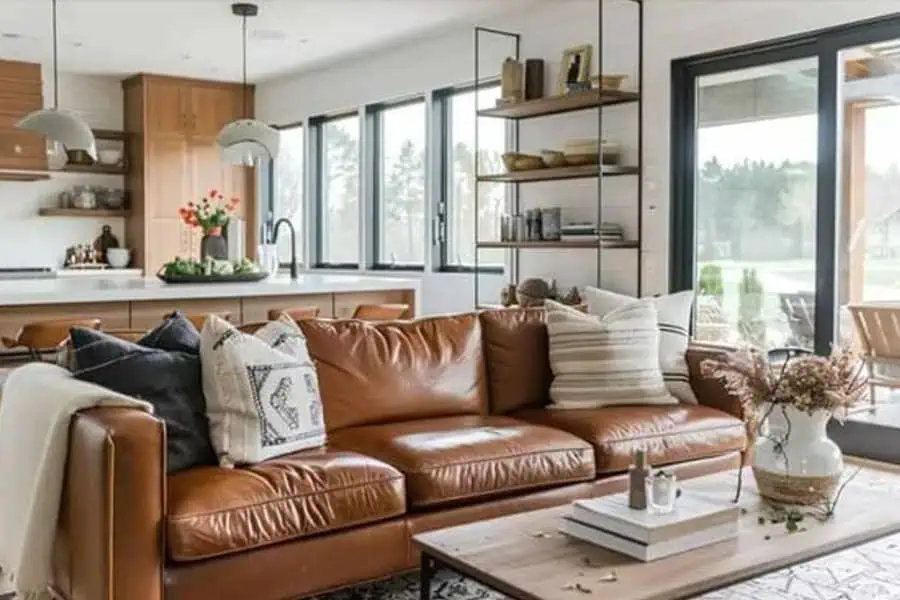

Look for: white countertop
[0,274,420,306]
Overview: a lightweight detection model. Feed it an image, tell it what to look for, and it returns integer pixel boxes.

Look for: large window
[374,99,426,268]
[318,114,360,266]
[440,85,506,270]
[692,59,819,350]
[272,125,304,264]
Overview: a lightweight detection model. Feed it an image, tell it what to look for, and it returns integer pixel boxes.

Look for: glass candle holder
[645,471,678,514]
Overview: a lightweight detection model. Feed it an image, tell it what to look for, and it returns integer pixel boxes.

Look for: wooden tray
[157,271,269,284]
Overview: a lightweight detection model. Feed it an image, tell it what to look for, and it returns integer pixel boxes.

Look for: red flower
[230,197,240,205]
[187,201,194,207]
[217,194,224,200]
[208,189,218,198]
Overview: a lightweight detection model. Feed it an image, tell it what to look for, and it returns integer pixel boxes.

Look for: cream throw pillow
[584,287,698,404]
[200,315,325,466]
[546,299,676,409]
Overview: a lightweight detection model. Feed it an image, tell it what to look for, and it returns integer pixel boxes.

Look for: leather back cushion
[479,307,552,413]
[298,313,487,431]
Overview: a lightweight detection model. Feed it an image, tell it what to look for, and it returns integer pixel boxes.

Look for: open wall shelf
[472,1,645,308]
[478,89,639,120]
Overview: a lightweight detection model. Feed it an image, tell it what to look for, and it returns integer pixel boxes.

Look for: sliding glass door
[671,15,900,355]
[693,59,819,349]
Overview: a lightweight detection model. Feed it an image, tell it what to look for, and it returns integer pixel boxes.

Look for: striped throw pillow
[546,300,676,409]
[584,287,698,404]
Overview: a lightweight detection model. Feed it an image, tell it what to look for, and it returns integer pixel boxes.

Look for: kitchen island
[0,274,420,334]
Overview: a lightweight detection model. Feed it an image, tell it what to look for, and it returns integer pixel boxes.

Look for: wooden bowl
[503,152,545,171]
[591,74,627,91]
[565,153,600,167]
[540,149,567,168]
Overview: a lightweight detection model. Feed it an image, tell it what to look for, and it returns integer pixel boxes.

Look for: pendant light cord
[241,11,248,118]
[51,0,59,109]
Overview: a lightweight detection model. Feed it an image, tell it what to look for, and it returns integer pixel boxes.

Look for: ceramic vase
[200,227,228,260]
[752,404,843,505]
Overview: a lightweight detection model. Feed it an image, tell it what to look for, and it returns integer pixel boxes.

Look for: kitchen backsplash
[0,175,127,268]
[0,73,125,269]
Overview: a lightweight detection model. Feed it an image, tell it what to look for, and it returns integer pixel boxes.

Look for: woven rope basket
[753,467,840,506]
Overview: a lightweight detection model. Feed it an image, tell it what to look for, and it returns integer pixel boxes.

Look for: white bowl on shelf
[106,248,131,268]
[97,149,123,166]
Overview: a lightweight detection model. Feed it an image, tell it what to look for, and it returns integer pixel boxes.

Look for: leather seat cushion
[514,404,746,473]
[166,448,406,562]
[329,415,595,508]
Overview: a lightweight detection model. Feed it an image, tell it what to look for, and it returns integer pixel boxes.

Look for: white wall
[0,73,125,268]
[258,0,900,313]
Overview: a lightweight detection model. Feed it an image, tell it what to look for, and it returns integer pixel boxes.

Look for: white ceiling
[0,0,532,83]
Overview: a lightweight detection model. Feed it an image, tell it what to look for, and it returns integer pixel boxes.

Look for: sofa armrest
[685,344,744,420]
[53,407,166,600]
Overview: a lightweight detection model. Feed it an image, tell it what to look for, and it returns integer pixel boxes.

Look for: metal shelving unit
[473,0,644,307]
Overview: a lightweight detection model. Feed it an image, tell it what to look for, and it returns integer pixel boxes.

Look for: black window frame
[434,82,505,274]
[670,12,900,355]
[369,95,427,272]
[312,111,362,269]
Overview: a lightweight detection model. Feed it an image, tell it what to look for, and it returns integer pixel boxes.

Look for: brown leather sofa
[52,308,746,600]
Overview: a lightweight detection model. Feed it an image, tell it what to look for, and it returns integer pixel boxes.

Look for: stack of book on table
[559,491,740,562]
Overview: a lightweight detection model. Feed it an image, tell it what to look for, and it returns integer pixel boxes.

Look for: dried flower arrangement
[700,346,868,506]
[700,345,867,419]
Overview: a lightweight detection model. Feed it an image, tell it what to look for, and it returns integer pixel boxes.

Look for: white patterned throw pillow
[583,287,698,404]
[200,315,325,466]
[545,300,676,409]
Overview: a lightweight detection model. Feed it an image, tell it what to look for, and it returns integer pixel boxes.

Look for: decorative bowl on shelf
[97,149,123,166]
[540,149,567,168]
[502,152,545,172]
[591,74,627,91]
[106,247,131,268]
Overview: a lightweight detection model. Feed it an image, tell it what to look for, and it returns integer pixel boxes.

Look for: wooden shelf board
[478,164,639,183]
[62,163,127,175]
[0,172,50,182]
[478,89,639,119]
[92,129,128,141]
[477,240,639,249]
[38,207,130,218]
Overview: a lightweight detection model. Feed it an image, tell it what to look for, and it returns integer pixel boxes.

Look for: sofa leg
[419,553,436,600]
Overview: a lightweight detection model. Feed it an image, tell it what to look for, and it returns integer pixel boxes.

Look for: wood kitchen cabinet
[0,59,46,172]
[123,74,256,274]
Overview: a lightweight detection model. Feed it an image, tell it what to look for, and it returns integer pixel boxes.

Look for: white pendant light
[217,2,280,165]
[17,0,96,168]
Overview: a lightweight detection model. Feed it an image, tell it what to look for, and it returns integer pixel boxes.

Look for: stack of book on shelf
[559,491,740,562]
[560,222,596,242]
[599,222,624,244]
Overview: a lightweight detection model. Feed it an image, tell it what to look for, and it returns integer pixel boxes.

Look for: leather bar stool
[351,303,410,321]
[2,318,102,360]
[267,307,321,322]
[166,312,232,331]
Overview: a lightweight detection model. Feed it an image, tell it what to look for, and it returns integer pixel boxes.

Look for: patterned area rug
[313,531,900,599]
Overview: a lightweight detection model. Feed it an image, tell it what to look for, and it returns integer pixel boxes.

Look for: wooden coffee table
[414,459,900,600]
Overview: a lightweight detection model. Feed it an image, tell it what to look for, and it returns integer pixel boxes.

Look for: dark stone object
[525,59,544,100]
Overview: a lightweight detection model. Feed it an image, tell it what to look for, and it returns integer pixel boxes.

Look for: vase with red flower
[179,190,240,260]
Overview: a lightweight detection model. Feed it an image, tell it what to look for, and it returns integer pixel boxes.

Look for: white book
[559,516,739,562]
[572,492,739,545]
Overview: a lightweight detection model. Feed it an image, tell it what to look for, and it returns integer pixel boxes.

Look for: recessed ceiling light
[298,38,309,44]
[252,29,287,41]
[72,41,84,48]
[1,32,23,40]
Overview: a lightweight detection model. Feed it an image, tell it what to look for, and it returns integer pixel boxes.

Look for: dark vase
[200,228,228,260]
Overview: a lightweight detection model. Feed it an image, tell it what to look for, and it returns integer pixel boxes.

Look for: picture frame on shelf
[558,44,593,94]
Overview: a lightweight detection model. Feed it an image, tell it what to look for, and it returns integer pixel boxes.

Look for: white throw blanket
[0,363,151,600]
